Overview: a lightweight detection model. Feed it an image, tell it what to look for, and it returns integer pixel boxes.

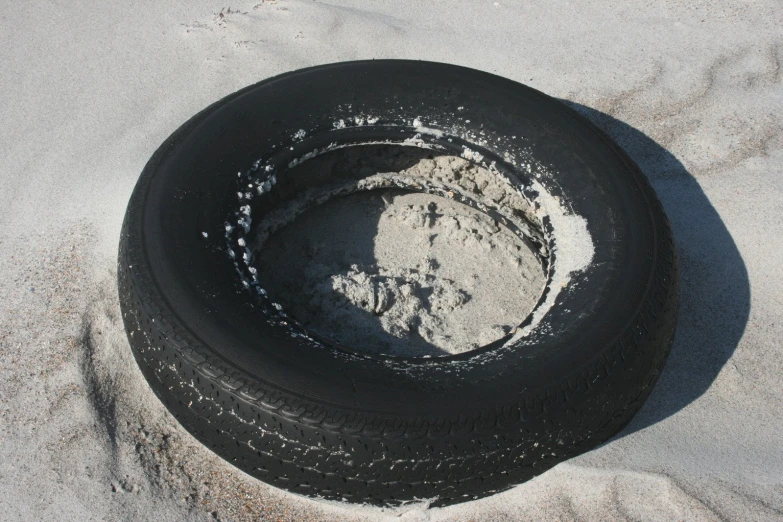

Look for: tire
[118,60,679,506]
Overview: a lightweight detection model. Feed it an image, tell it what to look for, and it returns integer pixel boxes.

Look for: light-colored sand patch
[257,187,545,356]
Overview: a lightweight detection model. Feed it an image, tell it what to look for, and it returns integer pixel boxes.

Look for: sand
[1,0,782,520]
[254,149,546,357]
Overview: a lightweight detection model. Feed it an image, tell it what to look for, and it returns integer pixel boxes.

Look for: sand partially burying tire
[255,152,546,357]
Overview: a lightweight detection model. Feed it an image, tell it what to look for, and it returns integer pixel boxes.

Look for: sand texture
[255,151,546,357]
[1,1,782,520]
[257,189,544,356]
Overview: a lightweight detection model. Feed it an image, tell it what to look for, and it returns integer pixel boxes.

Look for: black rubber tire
[118,60,678,506]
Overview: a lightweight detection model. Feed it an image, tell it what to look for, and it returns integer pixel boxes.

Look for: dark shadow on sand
[255,146,457,357]
[562,100,751,434]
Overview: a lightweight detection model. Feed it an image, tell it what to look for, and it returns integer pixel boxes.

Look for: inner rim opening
[245,144,548,358]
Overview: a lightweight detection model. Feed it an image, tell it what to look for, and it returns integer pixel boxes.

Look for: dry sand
[257,189,543,357]
[1,1,782,520]
[255,150,546,357]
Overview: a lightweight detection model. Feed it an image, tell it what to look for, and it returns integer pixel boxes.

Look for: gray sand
[255,153,545,357]
[2,1,783,520]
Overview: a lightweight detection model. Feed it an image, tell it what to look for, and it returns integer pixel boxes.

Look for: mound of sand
[255,151,546,357]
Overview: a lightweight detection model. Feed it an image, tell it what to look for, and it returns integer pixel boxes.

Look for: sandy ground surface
[1,1,782,520]
[256,151,546,357]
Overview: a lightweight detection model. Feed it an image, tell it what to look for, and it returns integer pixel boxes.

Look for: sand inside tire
[254,150,546,357]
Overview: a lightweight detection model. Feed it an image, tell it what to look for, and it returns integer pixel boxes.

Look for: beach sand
[254,148,547,357]
[1,1,782,520]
